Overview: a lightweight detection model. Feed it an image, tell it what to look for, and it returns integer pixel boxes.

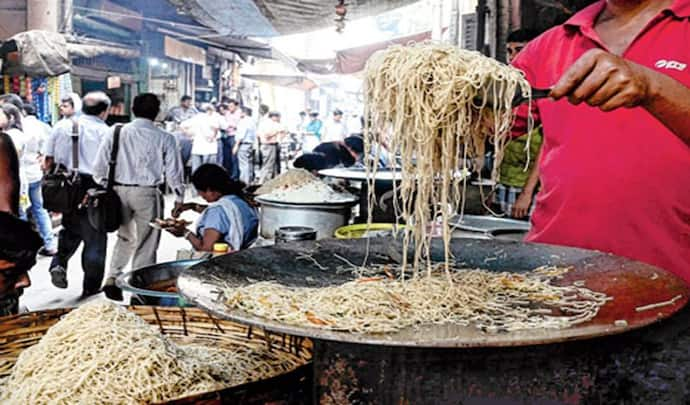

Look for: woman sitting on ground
[169,164,258,252]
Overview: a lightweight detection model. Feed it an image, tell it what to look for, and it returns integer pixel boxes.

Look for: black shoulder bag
[41,120,84,213]
[85,124,123,232]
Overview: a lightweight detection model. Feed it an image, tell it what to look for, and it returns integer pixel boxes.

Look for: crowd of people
[0,91,268,305]
[0,88,373,309]
[164,95,376,185]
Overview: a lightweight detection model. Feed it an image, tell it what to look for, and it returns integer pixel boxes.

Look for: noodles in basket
[0,303,302,404]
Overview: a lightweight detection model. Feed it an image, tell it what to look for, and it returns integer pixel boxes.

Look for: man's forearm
[643,71,690,146]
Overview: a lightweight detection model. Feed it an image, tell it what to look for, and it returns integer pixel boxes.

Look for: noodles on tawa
[224,266,610,334]
[219,44,607,337]
[363,42,531,273]
[0,303,302,405]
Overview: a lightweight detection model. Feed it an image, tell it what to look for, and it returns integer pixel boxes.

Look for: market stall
[0,30,75,124]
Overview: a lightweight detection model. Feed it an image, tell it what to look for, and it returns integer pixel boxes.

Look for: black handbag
[85,124,123,233]
[41,120,83,213]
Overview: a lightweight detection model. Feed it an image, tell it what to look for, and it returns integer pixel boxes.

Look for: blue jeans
[21,181,55,249]
[176,133,193,165]
[220,136,240,180]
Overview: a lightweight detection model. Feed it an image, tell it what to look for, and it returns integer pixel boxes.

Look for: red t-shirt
[512,0,690,283]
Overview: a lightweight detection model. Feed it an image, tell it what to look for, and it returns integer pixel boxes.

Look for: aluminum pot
[116,259,202,306]
[256,196,357,240]
[275,226,318,243]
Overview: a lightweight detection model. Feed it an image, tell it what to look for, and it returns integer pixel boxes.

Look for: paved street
[21,194,201,311]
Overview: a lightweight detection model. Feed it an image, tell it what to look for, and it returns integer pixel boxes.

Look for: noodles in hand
[363,42,531,273]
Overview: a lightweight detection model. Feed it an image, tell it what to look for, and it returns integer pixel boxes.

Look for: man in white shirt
[322,109,348,143]
[182,104,225,175]
[232,106,257,185]
[93,93,185,301]
[164,95,197,169]
[43,91,110,298]
[21,104,56,256]
[165,95,198,124]
[257,111,287,183]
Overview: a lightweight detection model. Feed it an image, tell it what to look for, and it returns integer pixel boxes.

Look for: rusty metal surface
[178,238,688,348]
[166,364,313,405]
[313,302,690,404]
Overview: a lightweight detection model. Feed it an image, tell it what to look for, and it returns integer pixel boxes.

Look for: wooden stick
[635,295,683,312]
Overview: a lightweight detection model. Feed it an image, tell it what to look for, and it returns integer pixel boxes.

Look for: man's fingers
[567,65,611,105]
[551,49,603,100]
[584,80,623,107]
[598,90,638,112]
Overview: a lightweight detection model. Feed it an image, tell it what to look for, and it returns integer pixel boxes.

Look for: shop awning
[167,0,419,36]
[298,30,432,75]
[167,0,277,37]
[241,57,317,90]
[241,74,317,91]
[252,0,420,35]
[67,42,140,60]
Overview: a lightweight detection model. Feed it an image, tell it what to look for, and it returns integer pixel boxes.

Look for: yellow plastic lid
[213,243,229,253]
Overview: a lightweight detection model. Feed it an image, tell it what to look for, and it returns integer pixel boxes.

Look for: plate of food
[149,218,192,230]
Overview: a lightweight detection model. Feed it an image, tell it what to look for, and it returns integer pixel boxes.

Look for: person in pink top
[511,0,690,283]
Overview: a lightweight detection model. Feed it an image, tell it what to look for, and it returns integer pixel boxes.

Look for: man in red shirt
[512,0,690,283]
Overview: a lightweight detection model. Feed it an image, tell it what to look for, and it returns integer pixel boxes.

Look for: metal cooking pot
[275,226,318,243]
[451,214,531,241]
[116,259,202,306]
[257,196,357,240]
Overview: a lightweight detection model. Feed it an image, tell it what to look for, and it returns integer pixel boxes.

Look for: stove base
[313,306,690,404]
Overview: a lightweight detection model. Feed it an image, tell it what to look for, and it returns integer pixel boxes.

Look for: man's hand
[512,191,533,219]
[550,49,653,112]
[232,144,239,155]
[42,156,54,173]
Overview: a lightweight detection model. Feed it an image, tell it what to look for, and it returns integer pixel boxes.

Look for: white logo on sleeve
[655,60,687,71]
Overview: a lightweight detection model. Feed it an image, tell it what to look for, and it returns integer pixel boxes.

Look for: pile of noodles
[0,302,301,404]
[363,42,532,273]
[255,168,318,195]
[224,265,610,334]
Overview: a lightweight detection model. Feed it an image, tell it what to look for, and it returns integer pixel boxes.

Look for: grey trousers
[191,154,217,175]
[108,186,164,280]
[259,144,278,184]
[237,143,254,185]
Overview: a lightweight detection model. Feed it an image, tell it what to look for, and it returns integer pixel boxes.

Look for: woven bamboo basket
[0,306,312,401]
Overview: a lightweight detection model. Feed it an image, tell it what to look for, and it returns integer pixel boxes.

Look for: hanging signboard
[164,36,206,66]
[461,13,478,51]
[107,76,122,89]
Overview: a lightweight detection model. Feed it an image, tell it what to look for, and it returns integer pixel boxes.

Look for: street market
[0,0,689,404]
